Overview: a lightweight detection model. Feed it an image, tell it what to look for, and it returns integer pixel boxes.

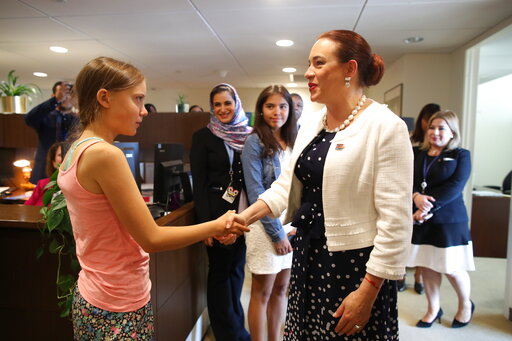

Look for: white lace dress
[245,148,294,274]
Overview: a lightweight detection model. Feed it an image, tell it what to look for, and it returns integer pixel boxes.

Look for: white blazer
[259,101,413,280]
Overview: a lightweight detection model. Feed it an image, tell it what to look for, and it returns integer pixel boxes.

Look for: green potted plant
[37,169,79,318]
[176,93,189,113]
[0,70,41,113]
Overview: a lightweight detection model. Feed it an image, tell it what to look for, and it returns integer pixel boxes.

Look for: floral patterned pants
[72,287,154,340]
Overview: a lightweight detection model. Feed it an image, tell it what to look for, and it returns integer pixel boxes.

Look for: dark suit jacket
[190,127,245,223]
[413,147,471,224]
[25,97,78,183]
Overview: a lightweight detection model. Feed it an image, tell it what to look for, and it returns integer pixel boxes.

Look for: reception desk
[0,202,206,340]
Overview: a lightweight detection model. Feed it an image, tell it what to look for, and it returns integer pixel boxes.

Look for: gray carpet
[204,257,512,340]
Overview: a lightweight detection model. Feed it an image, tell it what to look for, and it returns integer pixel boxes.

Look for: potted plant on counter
[176,93,189,113]
[0,70,41,113]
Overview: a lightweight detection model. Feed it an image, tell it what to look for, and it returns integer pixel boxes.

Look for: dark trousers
[206,236,250,341]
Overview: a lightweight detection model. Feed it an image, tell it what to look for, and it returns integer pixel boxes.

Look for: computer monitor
[0,147,16,186]
[179,171,193,203]
[153,143,185,207]
[113,142,141,191]
[401,117,415,131]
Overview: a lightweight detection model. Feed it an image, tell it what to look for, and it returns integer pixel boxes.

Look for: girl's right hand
[216,211,249,236]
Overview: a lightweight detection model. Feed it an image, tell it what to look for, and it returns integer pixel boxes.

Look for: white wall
[473,73,512,186]
[367,53,453,121]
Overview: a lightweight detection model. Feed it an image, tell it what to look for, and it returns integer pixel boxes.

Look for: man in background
[291,93,304,124]
[25,81,78,183]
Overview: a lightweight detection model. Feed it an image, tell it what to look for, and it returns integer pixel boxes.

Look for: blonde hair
[74,56,144,133]
[420,110,461,151]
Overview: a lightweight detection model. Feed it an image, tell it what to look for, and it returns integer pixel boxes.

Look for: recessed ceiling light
[287,83,298,88]
[282,67,296,73]
[403,36,424,44]
[33,72,47,78]
[49,46,68,53]
[276,39,294,47]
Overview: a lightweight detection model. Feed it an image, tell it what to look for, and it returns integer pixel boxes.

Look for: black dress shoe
[397,279,406,292]
[452,300,475,328]
[414,281,424,295]
[416,308,443,328]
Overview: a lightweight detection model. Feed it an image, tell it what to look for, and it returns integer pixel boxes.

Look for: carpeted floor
[204,257,512,340]
[398,257,512,340]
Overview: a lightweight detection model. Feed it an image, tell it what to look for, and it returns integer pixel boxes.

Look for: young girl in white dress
[241,85,297,341]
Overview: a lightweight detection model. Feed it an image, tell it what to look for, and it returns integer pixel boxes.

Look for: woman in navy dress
[398,103,441,294]
[407,110,475,328]
[232,30,413,340]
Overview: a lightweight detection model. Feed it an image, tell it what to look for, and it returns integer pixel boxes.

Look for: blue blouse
[241,133,286,242]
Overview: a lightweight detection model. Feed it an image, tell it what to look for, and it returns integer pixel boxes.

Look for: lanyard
[224,142,234,184]
[421,153,441,193]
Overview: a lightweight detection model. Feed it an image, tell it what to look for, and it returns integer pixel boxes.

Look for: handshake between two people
[204,210,248,247]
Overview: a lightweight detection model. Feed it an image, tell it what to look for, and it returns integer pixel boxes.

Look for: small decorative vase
[176,103,190,113]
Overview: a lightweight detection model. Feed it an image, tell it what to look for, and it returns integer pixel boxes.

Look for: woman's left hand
[413,209,433,224]
[332,285,377,336]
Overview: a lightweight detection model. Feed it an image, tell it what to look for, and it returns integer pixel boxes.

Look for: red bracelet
[364,276,380,290]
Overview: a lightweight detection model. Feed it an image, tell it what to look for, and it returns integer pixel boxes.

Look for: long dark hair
[411,103,441,143]
[45,142,64,177]
[253,85,297,157]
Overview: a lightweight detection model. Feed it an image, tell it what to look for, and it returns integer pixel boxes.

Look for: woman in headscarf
[190,83,252,341]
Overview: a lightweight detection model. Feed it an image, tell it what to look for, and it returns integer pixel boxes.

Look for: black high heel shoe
[452,300,475,328]
[397,279,406,292]
[416,308,443,328]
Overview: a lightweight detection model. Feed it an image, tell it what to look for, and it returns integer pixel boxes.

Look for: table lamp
[13,159,35,190]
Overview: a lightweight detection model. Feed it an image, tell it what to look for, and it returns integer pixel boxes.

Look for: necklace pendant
[421,181,427,191]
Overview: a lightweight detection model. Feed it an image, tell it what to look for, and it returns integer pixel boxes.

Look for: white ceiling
[1,0,512,91]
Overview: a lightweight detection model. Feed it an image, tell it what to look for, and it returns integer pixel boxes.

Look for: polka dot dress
[284,130,399,340]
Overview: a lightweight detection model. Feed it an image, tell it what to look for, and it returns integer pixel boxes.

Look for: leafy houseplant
[37,169,79,318]
[0,70,41,113]
[176,93,188,113]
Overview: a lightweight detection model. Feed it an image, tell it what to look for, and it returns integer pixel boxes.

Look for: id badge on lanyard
[222,143,239,203]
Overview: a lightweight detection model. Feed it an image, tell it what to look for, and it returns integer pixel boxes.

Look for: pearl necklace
[323,95,367,133]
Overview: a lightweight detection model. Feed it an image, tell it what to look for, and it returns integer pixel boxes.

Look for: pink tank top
[58,139,151,312]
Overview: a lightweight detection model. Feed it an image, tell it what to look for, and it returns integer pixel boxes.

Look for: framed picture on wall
[384,83,403,116]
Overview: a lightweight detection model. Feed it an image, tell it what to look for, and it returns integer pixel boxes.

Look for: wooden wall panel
[0,212,74,341]
[0,202,207,340]
[0,112,209,150]
[471,195,510,258]
[0,114,38,147]
[150,202,208,340]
